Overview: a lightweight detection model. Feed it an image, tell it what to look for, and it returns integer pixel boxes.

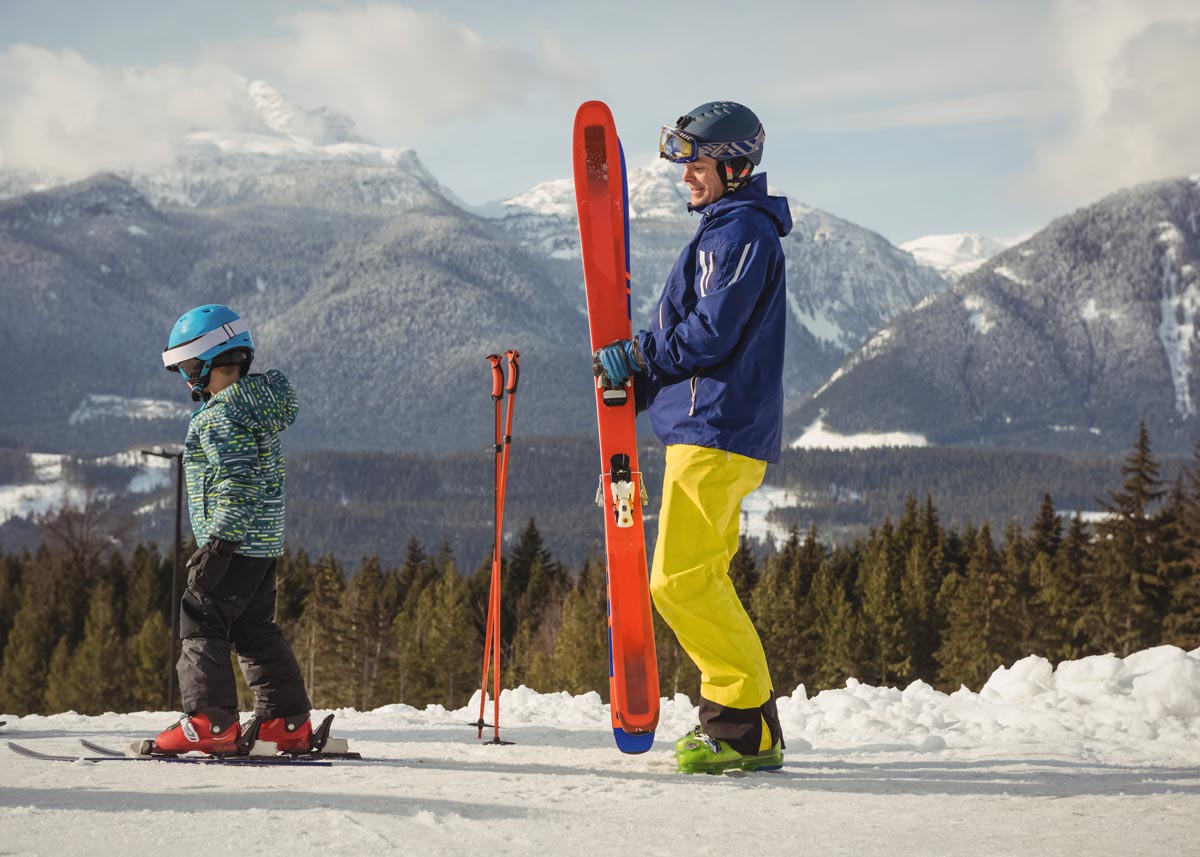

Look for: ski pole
[475,355,504,740]
[485,350,520,744]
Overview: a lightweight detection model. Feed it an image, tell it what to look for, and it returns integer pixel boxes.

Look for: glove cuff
[627,338,648,374]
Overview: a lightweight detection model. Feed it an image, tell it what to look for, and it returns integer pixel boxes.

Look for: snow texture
[0,449,172,525]
[792,416,929,450]
[1156,221,1200,417]
[4,646,1200,856]
[901,232,1008,280]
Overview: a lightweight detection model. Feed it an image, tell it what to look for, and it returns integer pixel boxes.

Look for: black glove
[186,537,240,596]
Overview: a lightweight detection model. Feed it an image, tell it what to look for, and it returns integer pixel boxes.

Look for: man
[156,304,314,754]
[593,101,792,774]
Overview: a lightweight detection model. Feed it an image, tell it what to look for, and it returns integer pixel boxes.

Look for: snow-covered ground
[5,646,1200,856]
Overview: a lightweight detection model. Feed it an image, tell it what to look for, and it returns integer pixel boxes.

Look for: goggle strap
[162,318,250,367]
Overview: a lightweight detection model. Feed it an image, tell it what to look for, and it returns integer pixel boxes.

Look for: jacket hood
[700,173,793,238]
[206,369,298,433]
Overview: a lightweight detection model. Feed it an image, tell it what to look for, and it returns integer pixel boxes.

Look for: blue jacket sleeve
[638,221,777,380]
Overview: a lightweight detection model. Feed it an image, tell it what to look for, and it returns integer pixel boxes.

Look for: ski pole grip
[505,350,520,394]
[487,354,504,401]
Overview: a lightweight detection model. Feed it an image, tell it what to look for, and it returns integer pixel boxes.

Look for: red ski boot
[254,714,314,752]
[151,710,241,755]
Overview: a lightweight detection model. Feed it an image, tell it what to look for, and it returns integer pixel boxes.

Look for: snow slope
[4,646,1200,856]
[901,232,1009,280]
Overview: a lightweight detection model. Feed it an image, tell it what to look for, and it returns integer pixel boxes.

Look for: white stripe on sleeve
[728,242,755,285]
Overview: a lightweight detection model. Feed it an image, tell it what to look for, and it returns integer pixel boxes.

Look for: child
[156,304,313,754]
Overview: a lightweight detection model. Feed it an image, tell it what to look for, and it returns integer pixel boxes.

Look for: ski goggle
[659,127,700,163]
[174,358,209,384]
[658,124,766,164]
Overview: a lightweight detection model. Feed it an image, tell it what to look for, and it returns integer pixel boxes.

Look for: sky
[0,0,1198,243]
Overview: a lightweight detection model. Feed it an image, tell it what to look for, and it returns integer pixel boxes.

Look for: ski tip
[612,728,655,754]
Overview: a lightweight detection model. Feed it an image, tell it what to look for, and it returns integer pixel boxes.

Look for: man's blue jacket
[636,172,793,463]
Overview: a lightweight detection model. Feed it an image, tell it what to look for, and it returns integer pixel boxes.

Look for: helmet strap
[720,157,754,193]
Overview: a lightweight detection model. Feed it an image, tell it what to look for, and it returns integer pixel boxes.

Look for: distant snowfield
[0,450,173,526]
[901,232,1009,280]
[740,484,806,544]
[792,417,929,450]
[5,646,1200,856]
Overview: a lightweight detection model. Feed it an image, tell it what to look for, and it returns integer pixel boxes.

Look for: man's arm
[639,225,778,380]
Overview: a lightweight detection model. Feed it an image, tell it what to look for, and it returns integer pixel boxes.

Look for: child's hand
[186,538,240,596]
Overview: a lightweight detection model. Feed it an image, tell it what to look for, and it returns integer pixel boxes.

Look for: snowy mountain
[5,645,1200,856]
[0,79,463,213]
[792,176,1200,453]
[900,232,1010,280]
[0,79,948,454]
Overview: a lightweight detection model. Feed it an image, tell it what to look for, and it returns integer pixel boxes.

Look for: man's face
[682,156,725,208]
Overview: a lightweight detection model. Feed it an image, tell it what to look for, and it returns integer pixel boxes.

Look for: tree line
[1,423,1199,716]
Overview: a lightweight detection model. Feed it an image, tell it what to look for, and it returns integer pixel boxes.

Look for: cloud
[0,5,583,179]
[805,89,1061,133]
[247,4,583,140]
[1027,0,1200,205]
[0,45,261,177]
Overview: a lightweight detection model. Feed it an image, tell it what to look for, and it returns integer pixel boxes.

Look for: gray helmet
[659,101,764,191]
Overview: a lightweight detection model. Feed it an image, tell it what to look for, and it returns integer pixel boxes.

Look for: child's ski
[7,741,336,766]
[572,99,659,754]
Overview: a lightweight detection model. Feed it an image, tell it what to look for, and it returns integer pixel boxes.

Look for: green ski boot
[674,727,784,775]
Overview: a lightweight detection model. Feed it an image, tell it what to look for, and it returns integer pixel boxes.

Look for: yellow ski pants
[649,444,773,716]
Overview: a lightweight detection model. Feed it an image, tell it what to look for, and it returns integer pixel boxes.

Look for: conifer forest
[3,423,1200,717]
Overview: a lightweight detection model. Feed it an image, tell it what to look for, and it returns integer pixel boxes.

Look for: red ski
[572,100,659,753]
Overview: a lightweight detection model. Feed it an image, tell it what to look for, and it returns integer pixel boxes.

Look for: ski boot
[674,726,784,775]
[139,709,242,756]
[237,713,357,758]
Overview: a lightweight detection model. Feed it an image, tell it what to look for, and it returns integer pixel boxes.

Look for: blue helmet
[162,304,255,400]
[659,101,765,192]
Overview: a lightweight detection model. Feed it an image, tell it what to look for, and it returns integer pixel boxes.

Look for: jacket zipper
[689,372,700,416]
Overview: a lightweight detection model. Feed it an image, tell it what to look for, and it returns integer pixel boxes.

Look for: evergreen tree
[899,501,946,684]
[807,546,860,690]
[343,556,392,710]
[59,583,131,714]
[0,551,23,660]
[858,521,909,686]
[1031,494,1063,559]
[727,534,759,602]
[414,554,477,709]
[43,637,74,714]
[750,527,817,693]
[297,556,348,708]
[1001,520,1038,657]
[1160,465,1200,648]
[0,583,58,713]
[276,548,316,630]
[553,559,610,696]
[936,523,1019,689]
[131,611,172,710]
[122,544,166,637]
[1089,422,1168,655]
